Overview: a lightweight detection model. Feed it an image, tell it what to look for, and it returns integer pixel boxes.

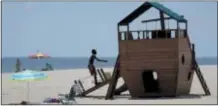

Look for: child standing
[88,49,107,85]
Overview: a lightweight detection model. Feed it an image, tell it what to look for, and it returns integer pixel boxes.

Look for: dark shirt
[89,54,96,65]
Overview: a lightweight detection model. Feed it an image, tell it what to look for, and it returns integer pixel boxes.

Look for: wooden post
[118,25,120,41]
[192,44,195,55]
[159,11,165,30]
[126,25,129,59]
[191,44,195,70]
[118,32,121,41]
[78,80,85,92]
[185,22,188,36]
[137,31,140,39]
[176,21,179,38]
[97,69,104,82]
[105,55,120,100]
[127,25,129,40]
[146,31,149,39]
[124,32,126,40]
[143,31,145,39]
[100,68,107,81]
[117,25,121,56]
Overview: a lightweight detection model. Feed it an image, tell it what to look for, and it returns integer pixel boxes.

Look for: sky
[2,2,217,57]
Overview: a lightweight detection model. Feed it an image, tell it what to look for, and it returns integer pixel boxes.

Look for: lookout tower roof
[118,2,187,25]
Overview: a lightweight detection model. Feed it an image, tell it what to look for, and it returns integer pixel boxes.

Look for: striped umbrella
[28,51,50,59]
[10,69,48,102]
[28,51,51,70]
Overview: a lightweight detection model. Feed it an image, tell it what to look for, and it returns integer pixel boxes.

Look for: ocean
[1,57,217,73]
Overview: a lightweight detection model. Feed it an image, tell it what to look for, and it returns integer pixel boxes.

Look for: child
[88,49,108,85]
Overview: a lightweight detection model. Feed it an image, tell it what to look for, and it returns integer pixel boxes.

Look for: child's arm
[95,56,108,62]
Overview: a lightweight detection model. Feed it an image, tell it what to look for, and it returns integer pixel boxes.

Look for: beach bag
[43,97,61,103]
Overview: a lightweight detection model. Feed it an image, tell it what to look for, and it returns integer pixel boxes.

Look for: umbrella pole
[27,81,30,102]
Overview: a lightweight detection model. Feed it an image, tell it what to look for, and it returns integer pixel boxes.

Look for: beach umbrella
[28,51,50,59]
[10,69,48,102]
[28,51,51,70]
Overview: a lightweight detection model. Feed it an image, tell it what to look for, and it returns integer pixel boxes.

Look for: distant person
[15,58,21,73]
[46,63,53,70]
[42,63,53,71]
[88,49,108,86]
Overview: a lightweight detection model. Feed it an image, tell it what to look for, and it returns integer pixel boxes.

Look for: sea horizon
[1,57,217,73]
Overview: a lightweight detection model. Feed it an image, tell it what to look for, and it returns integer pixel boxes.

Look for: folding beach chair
[58,80,86,104]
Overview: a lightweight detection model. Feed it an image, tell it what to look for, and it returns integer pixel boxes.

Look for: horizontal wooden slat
[120,59,178,70]
[120,67,178,71]
[176,82,192,94]
[119,29,185,33]
[120,38,177,45]
[138,93,176,97]
[158,72,178,77]
[119,39,178,53]
[120,55,178,61]
[179,65,192,70]
[121,70,177,77]
[179,61,192,66]
[158,79,178,84]
[141,17,171,23]
[120,39,177,46]
[179,50,192,56]
[179,38,191,51]
[120,59,177,63]
[120,51,178,56]
[120,48,178,54]
[126,44,177,50]
[121,59,177,63]
[159,82,177,89]
[120,66,178,71]
[122,48,178,55]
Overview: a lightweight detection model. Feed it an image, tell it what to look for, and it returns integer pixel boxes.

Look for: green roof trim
[148,2,187,22]
[118,2,187,25]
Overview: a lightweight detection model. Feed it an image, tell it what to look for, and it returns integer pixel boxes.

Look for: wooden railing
[186,33,192,50]
[118,29,187,41]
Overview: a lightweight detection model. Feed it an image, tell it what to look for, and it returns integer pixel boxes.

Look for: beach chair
[58,80,86,104]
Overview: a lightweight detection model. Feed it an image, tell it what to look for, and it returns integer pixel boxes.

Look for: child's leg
[94,72,98,85]
[92,66,99,85]
[88,64,98,85]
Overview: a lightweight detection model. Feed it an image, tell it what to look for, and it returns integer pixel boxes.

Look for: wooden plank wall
[119,39,179,97]
[176,37,193,95]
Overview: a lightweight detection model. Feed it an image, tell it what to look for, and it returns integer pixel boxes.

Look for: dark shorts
[88,64,96,75]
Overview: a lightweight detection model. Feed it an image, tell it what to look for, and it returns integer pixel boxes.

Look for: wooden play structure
[77,1,211,99]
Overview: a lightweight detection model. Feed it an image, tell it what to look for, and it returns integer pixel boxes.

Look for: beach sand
[1,65,217,104]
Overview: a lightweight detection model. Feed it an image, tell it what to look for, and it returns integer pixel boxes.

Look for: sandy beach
[1,65,217,104]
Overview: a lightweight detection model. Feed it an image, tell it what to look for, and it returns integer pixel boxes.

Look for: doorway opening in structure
[142,70,160,93]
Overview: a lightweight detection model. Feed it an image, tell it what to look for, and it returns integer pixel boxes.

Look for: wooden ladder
[79,55,120,97]
[80,79,112,96]
[192,44,211,95]
[105,55,120,100]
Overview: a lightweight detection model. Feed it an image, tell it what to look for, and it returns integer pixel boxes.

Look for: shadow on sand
[76,93,206,100]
